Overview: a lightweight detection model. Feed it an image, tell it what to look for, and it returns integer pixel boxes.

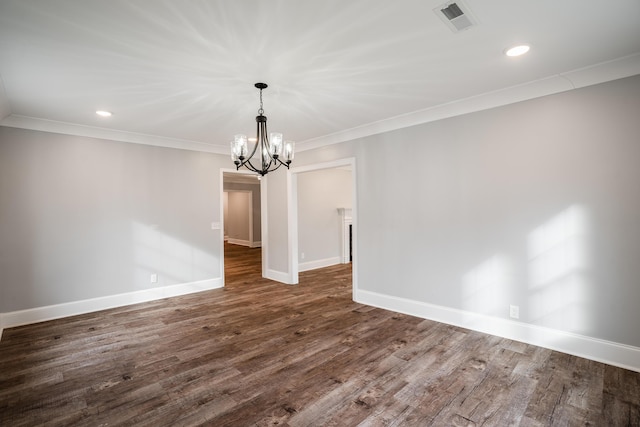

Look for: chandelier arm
[248,130,270,175]
[235,146,259,172]
[236,117,263,173]
[236,149,289,175]
[239,156,285,176]
[242,156,264,175]
[269,161,284,173]
[237,151,260,171]
[260,120,269,168]
[242,119,261,164]
[246,134,265,173]
[243,161,260,174]
[273,157,291,168]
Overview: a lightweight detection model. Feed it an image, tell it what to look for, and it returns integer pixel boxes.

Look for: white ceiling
[1,0,639,154]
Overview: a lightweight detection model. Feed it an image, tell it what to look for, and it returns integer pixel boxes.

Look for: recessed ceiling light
[96,110,112,117]
[505,45,530,57]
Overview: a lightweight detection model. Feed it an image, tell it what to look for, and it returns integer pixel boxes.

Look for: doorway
[221,171,263,285]
[289,158,357,294]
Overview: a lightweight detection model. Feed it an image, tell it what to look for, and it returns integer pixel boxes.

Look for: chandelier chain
[258,88,264,115]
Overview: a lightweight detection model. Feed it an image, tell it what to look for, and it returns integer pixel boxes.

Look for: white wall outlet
[509,305,519,319]
[150,273,158,283]
[211,222,221,230]
[301,252,305,260]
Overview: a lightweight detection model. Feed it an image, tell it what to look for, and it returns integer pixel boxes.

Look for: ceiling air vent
[434,1,477,33]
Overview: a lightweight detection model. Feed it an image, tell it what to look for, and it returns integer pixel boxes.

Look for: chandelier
[230,83,294,176]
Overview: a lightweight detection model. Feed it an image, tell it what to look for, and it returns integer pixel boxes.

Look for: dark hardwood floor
[1,243,639,426]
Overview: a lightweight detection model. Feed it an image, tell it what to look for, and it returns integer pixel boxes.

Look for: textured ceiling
[0,0,639,154]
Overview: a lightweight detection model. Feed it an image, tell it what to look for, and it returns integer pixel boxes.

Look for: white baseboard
[226,238,251,247]
[0,278,223,335]
[226,238,261,248]
[265,269,295,285]
[299,256,341,272]
[356,289,640,373]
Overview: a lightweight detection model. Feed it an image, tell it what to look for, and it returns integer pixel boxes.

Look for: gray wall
[2,74,639,352]
[281,74,640,348]
[0,127,225,312]
[297,168,352,266]
[223,181,261,245]
[226,191,251,241]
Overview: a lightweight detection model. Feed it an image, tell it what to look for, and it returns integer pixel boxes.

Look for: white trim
[264,268,294,284]
[338,208,353,264]
[226,238,252,247]
[297,54,640,152]
[350,165,358,303]
[289,159,357,175]
[0,115,227,154]
[247,190,254,245]
[286,169,296,284]
[0,278,222,332]
[219,170,227,287]
[261,175,269,279]
[225,238,261,248]
[221,168,267,286]
[288,170,299,284]
[356,289,640,373]
[299,257,342,272]
[2,56,637,155]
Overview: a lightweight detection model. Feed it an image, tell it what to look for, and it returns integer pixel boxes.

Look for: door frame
[220,169,265,286]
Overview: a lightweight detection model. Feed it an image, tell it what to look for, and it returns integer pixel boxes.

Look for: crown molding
[1,54,638,154]
[297,53,640,152]
[0,114,228,155]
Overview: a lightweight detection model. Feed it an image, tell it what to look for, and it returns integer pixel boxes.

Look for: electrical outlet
[509,305,519,319]
[150,273,158,283]
[301,252,305,260]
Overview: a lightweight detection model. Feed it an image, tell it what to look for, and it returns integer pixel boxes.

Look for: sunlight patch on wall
[132,222,218,288]
[527,205,590,332]
[463,254,513,318]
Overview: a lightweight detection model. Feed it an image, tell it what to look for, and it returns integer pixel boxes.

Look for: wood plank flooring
[1,243,639,426]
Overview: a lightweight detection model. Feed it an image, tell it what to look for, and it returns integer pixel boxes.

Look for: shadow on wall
[132,221,219,289]
[462,205,590,336]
